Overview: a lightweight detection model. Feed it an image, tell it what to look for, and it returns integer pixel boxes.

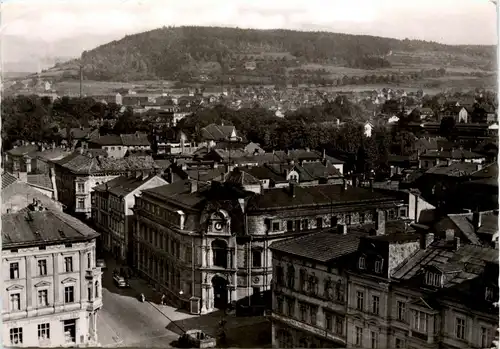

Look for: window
[38,323,50,340]
[64,286,75,303]
[38,260,47,276]
[77,183,85,193]
[375,259,383,273]
[455,317,466,340]
[316,217,323,229]
[272,222,280,231]
[331,216,338,227]
[301,219,309,230]
[399,207,407,217]
[371,331,378,349]
[286,298,295,317]
[356,291,364,310]
[77,198,85,209]
[10,328,23,345]
[299,303,307,322]
[276,265,284,286]
[64,257,73,272]
[295,220,301,231]
[10,293,21,311]
[411,310,428,333]
[111,147,115,151]
[299,269,307,291]
[10,262,19,279]
[481,327,493,348]
[485,287,495,301]
[425,271,442,287]
[358,256,366,269]
[252,249,262,268]
[87,253,91,269]
[397,301,406,321]
[277,297,284,313]
[286,220,293,231]
[355,326,363,347]
[88,287,92,301]
[38,290,48,307]
[335,317,344,335]
[309,305,317,325]
[212,240,228,268]
[287,265,295,290]
[372,295,380,315]
[395,338,405,348]
[325,313,333,331]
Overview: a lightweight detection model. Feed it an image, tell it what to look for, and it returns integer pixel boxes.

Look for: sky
[1,0,497,46]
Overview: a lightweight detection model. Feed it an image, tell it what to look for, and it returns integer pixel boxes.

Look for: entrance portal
[212,276,228,310]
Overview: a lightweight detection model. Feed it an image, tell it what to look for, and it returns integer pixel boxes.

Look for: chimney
[420,232,434,249]
[141,171,149,180]
[79,147,84,155]
[52,142,56,150]
[213,162,218,169]
[476,163,483,171]
[49,168,58,201]
[322,149,326,160]
[337,223,347,235]
[472,210,482,231]
[289,182,296,198]
[190,180,198,193]
[135,171,141,179]
[455,237,461,250]
[305,147,310,152]
[445,229,455,241]
[375,209,386,236]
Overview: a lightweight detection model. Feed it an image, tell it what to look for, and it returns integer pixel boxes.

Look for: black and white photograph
[1,0,499,348]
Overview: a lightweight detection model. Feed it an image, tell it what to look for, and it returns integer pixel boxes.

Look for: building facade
[132,169,405,315]
[91,174,168,263]
[2,205,102,347]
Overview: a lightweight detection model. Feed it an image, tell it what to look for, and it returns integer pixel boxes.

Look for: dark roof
[425,163,479,177]
[294,161,343,181]
[420,149,484,160]
[141,180,211,209]
[224,168,261,186]
[270,230,367,263]
[247,184,401,212]
[59,127,96,140]
[121,133,150,146]
[2,172,18,189]
[27,174,54,190]
[471,162,498,179]
[2,209,99,249]
[55,153,159,174]
[185,167,227,182]
[31,148,72,161]
[201,124,237,141]
[88,134,122,146]
[244,165,286,182]
[7,144,38,157]
[94,174,164,197]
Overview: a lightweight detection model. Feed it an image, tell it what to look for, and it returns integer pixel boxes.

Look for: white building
[2,203,102,347]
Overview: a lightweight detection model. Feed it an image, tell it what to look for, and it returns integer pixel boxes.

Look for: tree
[440,116,456,140]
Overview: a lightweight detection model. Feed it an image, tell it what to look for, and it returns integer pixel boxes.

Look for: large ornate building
[131,168,405,315]
[269,222,499,348]
[2,202,102,347]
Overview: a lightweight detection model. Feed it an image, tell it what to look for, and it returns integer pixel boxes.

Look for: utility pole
[79,64,83,98]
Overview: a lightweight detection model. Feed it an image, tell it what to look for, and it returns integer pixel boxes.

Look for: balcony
[85,267,102,279]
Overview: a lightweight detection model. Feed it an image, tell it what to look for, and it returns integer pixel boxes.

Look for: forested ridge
[49,26,495,81]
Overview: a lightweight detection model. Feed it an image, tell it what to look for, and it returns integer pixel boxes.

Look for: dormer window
[485,287,495,301]
[375,259,384,274]
[425,271,442,287]
[358,256,366,270]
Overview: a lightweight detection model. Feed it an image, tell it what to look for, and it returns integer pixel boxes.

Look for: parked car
[96,259,106,269]
[113,274,129,288]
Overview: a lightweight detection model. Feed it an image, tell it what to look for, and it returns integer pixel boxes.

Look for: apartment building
[86,132,151,159]
[53,152,160,218]
[131,168,405,315]
[91,174,168,263]
[2,203,102,347]
[269,224,499,349]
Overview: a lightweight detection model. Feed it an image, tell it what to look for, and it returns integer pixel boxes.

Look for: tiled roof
[295,161,343,181]
[244,165,287,182]
[247,184,400,212]
[27,174,54,190]
[55,153,159,174]
[31,148,72,161]
[224,168,261,186]
[7,144,39,157]
[270,230,367,262]
[425,163,479,177]
[477,212,499,236]
[201,124,236,141]
[2,209,99,248]
[88,134,122,146]
[121,133,150,146]
[2,172,18,189]
[420,149,484,160]
[471,162,498,179]
[155,160,172,169]
[186,167,226,182]
[142,180,211,209]
[94,175,164,197]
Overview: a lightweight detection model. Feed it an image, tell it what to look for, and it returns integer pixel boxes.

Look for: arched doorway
[212,275,228,310]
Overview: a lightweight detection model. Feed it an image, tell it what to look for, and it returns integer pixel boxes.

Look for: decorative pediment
[6,284,24,291]
[61,277,77,284]
[35,281,51,287]
[409,297,435,310]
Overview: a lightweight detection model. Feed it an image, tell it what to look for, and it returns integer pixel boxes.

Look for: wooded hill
[46,26,495,82]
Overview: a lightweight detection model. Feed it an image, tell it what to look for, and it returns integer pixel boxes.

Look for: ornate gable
[61,277,77,284]
[6,284,24,291]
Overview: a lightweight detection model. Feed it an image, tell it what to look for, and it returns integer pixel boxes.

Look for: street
[96,256,194,347]
[96,254,271,348]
